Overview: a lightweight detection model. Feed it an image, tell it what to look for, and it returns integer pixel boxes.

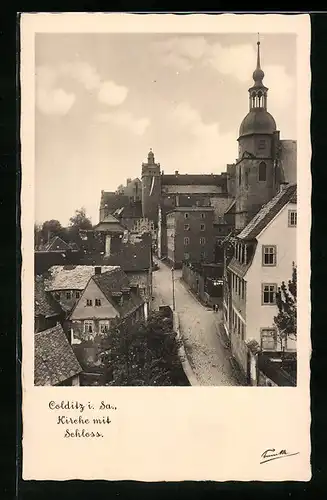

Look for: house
[42,236,78,252]
[166,206,215,268]
[44,265,119,314]
[93,214,125,257]
[103,233,153,319]
[69,266,145,344]
[35,275,64,333]
[223,183,297,381]
[34,324,82,386]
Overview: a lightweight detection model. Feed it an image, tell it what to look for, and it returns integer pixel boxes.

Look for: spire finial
[252,33,264,84]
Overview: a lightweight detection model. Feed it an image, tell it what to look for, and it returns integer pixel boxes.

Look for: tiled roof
[44,265,119,291]
[114,201,143,219]
[104,235,151,272]
[227,257,250,278]
[35,276,62,318]
[95,214,125,232]
[237,184,297,240]
[34,324,82,386]
[224,199,236,214]
[162,174,227,189]
[93,268,144,318]
[44,236,71,252]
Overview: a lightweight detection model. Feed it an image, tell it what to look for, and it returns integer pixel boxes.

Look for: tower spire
[249,34,268,110]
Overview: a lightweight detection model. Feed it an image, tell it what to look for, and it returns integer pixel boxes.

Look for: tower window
[258,139,266,150]
[259,161,267,181]
[239,167,242,186]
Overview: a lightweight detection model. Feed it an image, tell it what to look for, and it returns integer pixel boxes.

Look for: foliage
[40,219,63,244]
[99,311,188,386]
[67,207,93,245]
[274,263,297,347]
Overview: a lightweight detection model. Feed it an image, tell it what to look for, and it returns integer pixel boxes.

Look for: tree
[67,207,93,244]
[34,223,43,249]
[41,219,63,243]
[274,263,297,350]
[99,311,188,386]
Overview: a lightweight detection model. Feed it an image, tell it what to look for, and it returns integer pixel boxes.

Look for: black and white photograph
[33,28,299,388]
[21,13,311,483]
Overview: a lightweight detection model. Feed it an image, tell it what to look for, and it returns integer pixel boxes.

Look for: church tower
[235,37,280,230]
[141,149,161,226]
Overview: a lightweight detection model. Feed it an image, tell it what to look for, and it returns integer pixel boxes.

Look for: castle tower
[235,36,280,230]
[141,149,161,226]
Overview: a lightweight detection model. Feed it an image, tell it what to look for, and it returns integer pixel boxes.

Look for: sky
[35,32,296,226]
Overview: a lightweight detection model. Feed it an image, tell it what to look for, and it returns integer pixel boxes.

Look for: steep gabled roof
[94,214,125,232]
[44,265,119,291]
[44,236,71,252]
[35,276,62,318]
[162,173,227,189]
[237,184,297,240]
[92,268,144,317]
[34,324,82,386]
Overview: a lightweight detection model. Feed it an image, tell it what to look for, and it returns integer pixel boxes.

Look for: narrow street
[152,259,240,386]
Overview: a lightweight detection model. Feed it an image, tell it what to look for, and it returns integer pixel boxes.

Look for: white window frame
[84,320,94,333]
[200,223,205,231]
[86,299,93,306]
[184,213,189,219]
[260,328,277,351]
[200,237,206,245]
[75,291,80,299]
[184,237,190,246]
[184,224,190,231]
[99,320,110,334]
[95,298,101,307]
[201,213,206,219]
[262,245,277,266]
[288,209,297,227]
[262,283,277,305]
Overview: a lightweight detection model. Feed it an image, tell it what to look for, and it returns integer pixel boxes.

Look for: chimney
[94,266,102,275]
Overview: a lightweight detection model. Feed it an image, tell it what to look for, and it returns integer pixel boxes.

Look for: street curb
[179,277,211,309]
[173,311,200,386]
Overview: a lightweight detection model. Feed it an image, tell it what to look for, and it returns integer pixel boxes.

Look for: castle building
[99,39,296,263]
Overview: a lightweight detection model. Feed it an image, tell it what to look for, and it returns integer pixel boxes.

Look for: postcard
[21,12,311,481]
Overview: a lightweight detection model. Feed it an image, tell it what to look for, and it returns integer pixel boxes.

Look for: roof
[92,268,144,318]
[237,184,297,240]
[100,192,130,212]
[224,199,236,214]
[44,265,120,291]
[227,257,251,278]
[167,206,214,214]
[104,235,151,272]
[113,201,143,219]
[34,324,82,386]
[44,236,71,252]
[95,214,125,232]
[35,276,62,318]
[162,173,227,189]
[238,108,277,138]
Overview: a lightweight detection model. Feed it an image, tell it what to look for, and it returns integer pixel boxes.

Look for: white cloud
[94,111,150,136]
[36,61,129,115]
[98,81,128,106]
[36,65,76,115]
[151,36,207,71]
[169,102,237,171]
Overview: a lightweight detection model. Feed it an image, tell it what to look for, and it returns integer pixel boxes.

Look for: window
[200,237,206,245]
[262,245,277,266]
[258,139,266,150]
[261,328,277,350]
[201,213,205,219]
[184,253,190,260]
[86,299,93,306]
[241,322,245,340]
[238,167,242,186]
[184,237,190,246]
[262,284,277,305]
[200,223,205,231]
[75,291,80,299]
[184,213,189,219]
[259,161,267,181]
[288,210,297,227]
[65,291,72,300]
[95,299,101,307]
[84,320,94,333]
[99,320,110,334]
[184,224,190,231]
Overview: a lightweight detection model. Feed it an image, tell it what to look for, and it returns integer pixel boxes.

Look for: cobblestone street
[152,260,240,386]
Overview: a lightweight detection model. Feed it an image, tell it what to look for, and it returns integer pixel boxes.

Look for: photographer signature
[260,449,299,464]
